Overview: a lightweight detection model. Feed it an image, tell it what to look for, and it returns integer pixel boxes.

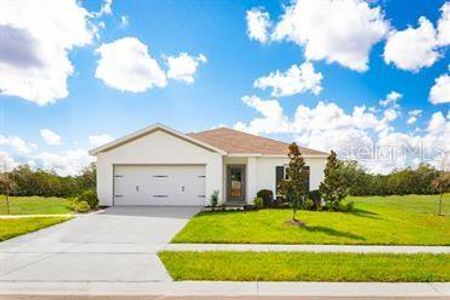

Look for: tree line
[340,161,446,196]
[0,163,96,198]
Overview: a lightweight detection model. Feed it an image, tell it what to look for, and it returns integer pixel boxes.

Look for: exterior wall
[96,129,223,206]
[252,157,326,201]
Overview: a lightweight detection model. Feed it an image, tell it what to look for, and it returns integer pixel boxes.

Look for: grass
[0,217,71,241]
[159,251,450,282]
[0,196,72,215]
[172,194,450,245]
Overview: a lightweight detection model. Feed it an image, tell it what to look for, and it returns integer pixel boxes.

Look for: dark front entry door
[227,165,246,202]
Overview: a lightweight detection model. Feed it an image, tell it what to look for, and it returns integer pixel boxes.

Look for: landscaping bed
[159,251,450,282]
[172,194,450,245]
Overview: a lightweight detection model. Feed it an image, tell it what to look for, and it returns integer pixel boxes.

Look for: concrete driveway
[0,206,199,283]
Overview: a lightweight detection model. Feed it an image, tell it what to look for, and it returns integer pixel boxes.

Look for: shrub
[78,189,98,209]
[253,197,264,208]
[302,198,315,210]
[67,199,91,213]
[210,190,219,207]
[257,189,274,207]
[339,201,354,212]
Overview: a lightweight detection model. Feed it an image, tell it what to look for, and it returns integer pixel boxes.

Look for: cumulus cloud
[0,151,17,171]
[0,0,95,105]
[407,109,422,125]
[384,17,440,72]
[32,149,93,176]
[234,93,450,174]
[437,2,450,46]
[254,62,322,97]
[271,0,389,72]
[430,72,450,105]
[379,91,402,108]
[0,135,36,154]
[89,134,114,148]
[246,8,271,43]
[40,129,62,145]
[95,37,167,92]
[164,53,207,84]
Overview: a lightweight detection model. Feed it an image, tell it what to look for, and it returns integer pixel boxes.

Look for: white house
[89,123,328,206]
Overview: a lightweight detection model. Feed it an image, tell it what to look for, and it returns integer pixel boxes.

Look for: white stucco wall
[95,129,223,206]
[252,156,326,201]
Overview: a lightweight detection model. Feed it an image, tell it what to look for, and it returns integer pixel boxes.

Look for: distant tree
[279,143,308,223]
[432,154,450,216]
[319,150,348,211]
[0,163,15,214]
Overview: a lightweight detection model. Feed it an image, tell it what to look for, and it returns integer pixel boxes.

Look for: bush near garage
[78,189,98,209]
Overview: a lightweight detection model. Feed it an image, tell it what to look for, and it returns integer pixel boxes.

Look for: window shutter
[275,166,284,194]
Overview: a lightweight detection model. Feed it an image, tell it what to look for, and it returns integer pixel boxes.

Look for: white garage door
[113,165,206,206]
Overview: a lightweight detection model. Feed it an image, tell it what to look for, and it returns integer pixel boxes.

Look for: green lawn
[159,251,450,282]
[0,217,71,241]
[0,196,72,215]
[172,194,450,245]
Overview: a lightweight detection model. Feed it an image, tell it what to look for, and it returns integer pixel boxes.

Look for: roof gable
[89,124,226,155]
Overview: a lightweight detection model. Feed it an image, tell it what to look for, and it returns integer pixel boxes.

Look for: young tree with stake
[279,143,308,223]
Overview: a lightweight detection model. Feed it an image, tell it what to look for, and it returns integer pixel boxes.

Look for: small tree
[319,150,348,211]
[432,153,450,216]
[279,143,307,222]
[0,163,15,215]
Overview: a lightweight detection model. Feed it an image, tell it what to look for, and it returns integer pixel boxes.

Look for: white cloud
[0,151,17,171]
[0,135,36,154]
[437,2,450,46]
[32,149,93,176]
[40,129,62,145]
[234,95,289,134]
[233,93,450,174]
[0,0,95,105]
[246,8,271,43]
[254,62,322,97]
[379,91,402,108]
[407,109,422,125]
[271,0,389,72]
[384,17,440,72]
[89,134,114,148]
[99,0,112,16]
[430,73,450,104]
[120,15,129,27]
[164,53,207,84]
[95,37,167,92]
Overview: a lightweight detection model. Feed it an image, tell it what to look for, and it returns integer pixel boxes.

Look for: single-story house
[89,123,328,206]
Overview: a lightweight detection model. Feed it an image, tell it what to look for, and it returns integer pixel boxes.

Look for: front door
[227,165,246,202]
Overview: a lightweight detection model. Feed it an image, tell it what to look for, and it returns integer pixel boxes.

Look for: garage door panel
[113,165,205,206]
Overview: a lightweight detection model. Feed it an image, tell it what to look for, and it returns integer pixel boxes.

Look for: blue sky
[0,0,449,175]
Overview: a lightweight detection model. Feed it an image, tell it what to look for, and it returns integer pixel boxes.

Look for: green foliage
[0,164,96,198]
[302,198,314,210]
[319,151,348,211]
[78,189,98,209]
[279,143,308,221]
[253,197,264,208]
[341,161,441,196]
[338,201,354,212]
[210,190,219,207]
[308,190,321,209]
[256,189,273,207]
[67,199,91,213]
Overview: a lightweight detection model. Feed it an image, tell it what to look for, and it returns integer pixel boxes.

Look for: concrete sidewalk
[163,243,450,254]
[0,281,449,297]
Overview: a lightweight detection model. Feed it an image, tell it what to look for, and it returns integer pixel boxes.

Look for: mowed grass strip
[0,217,70,241]
[0,196,72,215]
[172,194,450,245]
[159,251,450,282]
